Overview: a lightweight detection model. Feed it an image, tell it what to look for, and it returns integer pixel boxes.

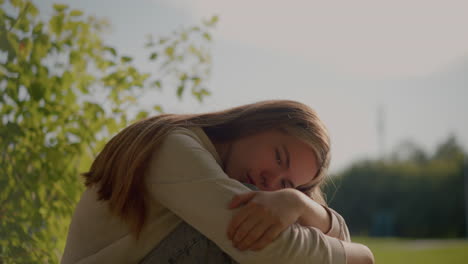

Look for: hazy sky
[36,0,468,172]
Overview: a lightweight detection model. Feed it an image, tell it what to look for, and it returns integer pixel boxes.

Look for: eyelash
[276,149,287,188]
[281,180,287,188]
[275,149,281,165]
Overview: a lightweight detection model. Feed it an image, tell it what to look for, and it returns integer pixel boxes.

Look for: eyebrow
[281,144,294,188]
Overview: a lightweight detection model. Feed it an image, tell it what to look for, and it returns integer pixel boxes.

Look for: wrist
[294,190,313,225]
[295,191,331,232]
[282,188,306,213]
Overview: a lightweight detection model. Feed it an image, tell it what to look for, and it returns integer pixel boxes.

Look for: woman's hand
[227,189,304,251]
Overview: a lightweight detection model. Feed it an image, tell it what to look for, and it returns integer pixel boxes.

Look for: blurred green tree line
[0,0,217,262]
[325,136,467,238]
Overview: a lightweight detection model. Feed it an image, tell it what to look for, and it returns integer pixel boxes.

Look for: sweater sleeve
[145,129,346,264]
[323,207,351,242]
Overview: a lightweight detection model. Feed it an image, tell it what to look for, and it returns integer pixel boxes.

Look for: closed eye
[275,148,281,165]
[281,180,287,188]
[282,179,294,189]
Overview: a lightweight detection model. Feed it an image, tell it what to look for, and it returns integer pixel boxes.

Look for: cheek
[227,150,254,177]
[224,145,249,177]
[244,151,273,172]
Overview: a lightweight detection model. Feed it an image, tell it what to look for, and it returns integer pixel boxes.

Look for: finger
[227,203,257,240]
[232,215,263,247]
[250,224,284,251]
[237,219,273,251]
[229,192,257,209]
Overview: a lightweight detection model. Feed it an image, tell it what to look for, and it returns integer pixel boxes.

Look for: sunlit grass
[353,236,468,264]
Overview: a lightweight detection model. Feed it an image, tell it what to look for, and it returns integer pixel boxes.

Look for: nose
[260,169,284,191]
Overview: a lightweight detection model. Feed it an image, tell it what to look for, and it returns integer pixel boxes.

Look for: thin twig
[8,2,31,33]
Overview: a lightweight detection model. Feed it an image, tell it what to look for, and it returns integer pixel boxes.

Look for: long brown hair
[83,100,331,238]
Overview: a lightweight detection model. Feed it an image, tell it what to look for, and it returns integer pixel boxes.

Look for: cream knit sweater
[61,127,350,264]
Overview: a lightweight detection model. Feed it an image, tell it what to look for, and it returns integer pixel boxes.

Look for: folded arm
[227,188,371,264]
[146,129,372,264]
[294,190,351,242]
[296,192,374,263]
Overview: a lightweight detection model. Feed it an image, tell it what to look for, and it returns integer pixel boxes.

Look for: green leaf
[18,17,30,32]
[104,46,117,56]
[69,50,80,64]
[210,15,219,26]
[49,14,64,35]
[106,118,119,133]
[176,85,184,99]
[32,22,44,35]
[203,15,219,27]
[53,4,69,12]
[61,71,73,87]
[123,96,136,103]
[153,105,163,113]
[192,88,211,102]
[29,81,45,101]
[120,56,133,63]
[29,4,39,17]
[202,32,211,41]
[192,76,201,86]
[0,122,24,138]
[69,10,83,17]
[136,111,148,119]
[151,80,162,89]
[6,32,19,50]
[6,62,20,72]
[165,46,174,58]
[149,52,158,60]
[200,88,210,96]
[9,0,21,7]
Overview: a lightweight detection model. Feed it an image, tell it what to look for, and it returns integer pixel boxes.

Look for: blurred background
[1,0,467,263]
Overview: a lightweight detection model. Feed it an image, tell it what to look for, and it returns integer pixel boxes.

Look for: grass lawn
[353,237,468,264]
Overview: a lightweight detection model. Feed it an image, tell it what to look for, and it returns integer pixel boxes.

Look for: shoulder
[163,127,205,148]
[146,126,223,183]
[160,127,219,161]
[154,127,209,162]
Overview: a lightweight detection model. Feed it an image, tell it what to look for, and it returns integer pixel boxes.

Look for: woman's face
[220,130,319,191]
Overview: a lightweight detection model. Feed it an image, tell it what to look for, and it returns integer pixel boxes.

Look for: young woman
[61,100,374,264]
